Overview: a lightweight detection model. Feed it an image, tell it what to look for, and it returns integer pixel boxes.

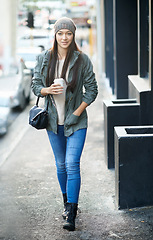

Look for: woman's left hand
[65,102,88,127]
[65,113,79,127]
[73,111,80,117]
[73,102,88,117]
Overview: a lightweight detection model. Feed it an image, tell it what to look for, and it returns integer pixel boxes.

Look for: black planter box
[115,126,153,209]
[103,99,140,169]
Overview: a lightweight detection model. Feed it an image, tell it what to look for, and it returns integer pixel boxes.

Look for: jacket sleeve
[82,54,98,106]
[31,54,45,98]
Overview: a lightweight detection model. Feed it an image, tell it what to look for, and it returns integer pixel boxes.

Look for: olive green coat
[31,50,98,137]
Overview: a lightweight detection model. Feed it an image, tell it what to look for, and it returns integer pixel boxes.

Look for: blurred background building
[0,0,18,75]
[0,0,153,133]
[0,0,97,76]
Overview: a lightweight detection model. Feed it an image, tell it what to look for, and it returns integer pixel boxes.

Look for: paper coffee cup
[54,78,64,87]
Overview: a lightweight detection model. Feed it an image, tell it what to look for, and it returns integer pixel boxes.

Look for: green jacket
[31,50,98,137]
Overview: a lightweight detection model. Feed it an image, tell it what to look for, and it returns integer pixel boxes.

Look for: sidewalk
[0,76,153,240]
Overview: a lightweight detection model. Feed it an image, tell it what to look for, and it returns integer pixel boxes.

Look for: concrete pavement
[0,77,153,240]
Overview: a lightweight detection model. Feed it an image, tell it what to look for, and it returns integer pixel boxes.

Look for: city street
[0,76,153,240]
[0,100,33,167]
[1,1,153,239]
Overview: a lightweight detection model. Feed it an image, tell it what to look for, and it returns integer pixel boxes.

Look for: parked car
[17,46,42,76]
[17,29,53,50]
[0,93,11,135]
[0,59,32,110]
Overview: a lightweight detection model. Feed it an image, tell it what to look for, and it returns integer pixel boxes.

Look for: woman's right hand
[41,84,63,96]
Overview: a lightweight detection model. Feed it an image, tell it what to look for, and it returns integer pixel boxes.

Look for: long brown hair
[46,34,82,92]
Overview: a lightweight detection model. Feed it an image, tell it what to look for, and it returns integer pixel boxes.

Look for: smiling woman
[56,29,73,50]
[31,17,98,231]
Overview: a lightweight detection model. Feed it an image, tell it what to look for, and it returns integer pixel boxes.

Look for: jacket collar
[42,50,51,67]
[69,51,80,70]
[41,49,80,69]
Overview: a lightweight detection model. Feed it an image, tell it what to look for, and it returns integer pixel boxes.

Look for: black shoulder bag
[29,96,49,130]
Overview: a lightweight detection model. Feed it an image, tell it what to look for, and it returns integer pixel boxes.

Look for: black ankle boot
[63,203,78,231]
[62,193,68,219]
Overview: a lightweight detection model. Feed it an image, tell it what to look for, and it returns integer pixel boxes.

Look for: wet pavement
[0,76,153,240]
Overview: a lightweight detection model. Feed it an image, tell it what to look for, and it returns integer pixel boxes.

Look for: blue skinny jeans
[47,125,87,204]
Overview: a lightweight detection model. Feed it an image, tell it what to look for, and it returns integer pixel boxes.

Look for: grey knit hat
[54,17,76,34]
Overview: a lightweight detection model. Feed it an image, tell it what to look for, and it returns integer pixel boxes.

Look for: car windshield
[22,35,48,40]
[18,53,37,62]
[0,96,10,107]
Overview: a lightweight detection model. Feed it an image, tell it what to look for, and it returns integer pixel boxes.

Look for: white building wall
[0,0,17,74]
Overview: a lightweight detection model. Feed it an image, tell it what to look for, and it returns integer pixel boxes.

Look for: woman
[31,17,98,231]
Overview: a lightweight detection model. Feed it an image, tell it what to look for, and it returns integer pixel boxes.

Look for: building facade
[98,0,153,123]
[0,0,18,75]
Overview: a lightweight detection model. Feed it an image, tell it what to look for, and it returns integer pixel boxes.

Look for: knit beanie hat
[54,17,76,34]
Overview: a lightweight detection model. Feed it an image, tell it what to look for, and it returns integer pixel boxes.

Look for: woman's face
[56,29,73,50]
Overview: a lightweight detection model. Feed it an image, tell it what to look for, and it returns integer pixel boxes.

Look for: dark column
[149,0,153,90]
[129,0,153,124]
[104,0,115,93]
[114,0,138,98]
[138,0,149,78]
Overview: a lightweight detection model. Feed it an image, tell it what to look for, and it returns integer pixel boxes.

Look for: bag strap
[35,95,56,111]
[49,95,56,109]
[35,51,57,111]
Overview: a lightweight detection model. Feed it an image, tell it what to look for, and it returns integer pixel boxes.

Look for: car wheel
[26,91,31,104]
[19,92,26,110]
